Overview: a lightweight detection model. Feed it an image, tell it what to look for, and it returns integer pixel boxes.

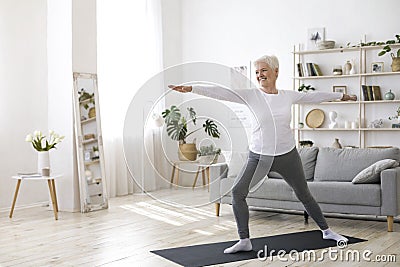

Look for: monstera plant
[162,105,220,160]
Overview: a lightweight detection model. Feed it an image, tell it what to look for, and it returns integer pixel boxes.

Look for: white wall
[174,0,400,148]
[48,0,80,212]
[0,0,49,209]
[180,0,399,89]
[161,0,182,68]
[72,0,97,73]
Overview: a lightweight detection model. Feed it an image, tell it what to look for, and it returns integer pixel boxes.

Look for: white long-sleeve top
[192,85,343,156]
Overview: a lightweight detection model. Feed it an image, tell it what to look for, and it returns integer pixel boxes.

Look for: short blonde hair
[253,55,279,70]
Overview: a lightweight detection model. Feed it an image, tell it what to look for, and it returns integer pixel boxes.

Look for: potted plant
[78,88,96,118]
[198,145,221,164]
[378,35,400,72]
[298,84,315,92]
[25,130,65,173]
[388,106,400,123]
[162,105,220,161]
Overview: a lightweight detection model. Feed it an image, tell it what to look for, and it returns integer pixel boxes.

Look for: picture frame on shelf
[371,62,384,73]
[307,27,325,50]
[333,85,347,94]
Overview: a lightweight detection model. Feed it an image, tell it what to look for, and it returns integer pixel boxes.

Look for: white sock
[223,238,252,254]
[322,228,348,242]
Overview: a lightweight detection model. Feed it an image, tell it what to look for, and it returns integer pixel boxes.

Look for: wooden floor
[1,188,399,267]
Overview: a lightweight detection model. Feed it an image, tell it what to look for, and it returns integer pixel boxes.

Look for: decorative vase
[343,61,352,75]
[391,57,400,72]
[178,143,197,161]
[333,65,342,75]
[349,59,357,74]
[384,90,395,100]
[38,151,50,174]
[332,138,342,149]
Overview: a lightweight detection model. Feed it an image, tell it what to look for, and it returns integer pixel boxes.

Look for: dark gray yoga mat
[151,230,366,267]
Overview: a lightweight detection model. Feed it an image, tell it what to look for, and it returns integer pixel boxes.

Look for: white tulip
[25,134,33,142]
[34,130,42,138]
[49,130,54,136]
[54,138,61,143]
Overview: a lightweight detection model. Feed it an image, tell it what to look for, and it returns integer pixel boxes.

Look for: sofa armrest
[209,163,228,204]
[381,166,400,216]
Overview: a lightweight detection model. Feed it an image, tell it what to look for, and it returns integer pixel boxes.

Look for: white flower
[26,130,64,151]
[25,134,33,142]
[34,130,41,138]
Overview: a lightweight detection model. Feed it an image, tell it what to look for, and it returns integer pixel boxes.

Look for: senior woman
[169,55,355,254]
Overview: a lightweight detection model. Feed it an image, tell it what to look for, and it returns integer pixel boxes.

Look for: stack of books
[297,62,323,77]
[361,85,382,101]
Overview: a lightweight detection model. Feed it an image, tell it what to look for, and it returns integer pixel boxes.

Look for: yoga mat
[151,230,366,267]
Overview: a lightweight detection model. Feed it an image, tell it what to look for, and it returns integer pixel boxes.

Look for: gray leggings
[232,148,329,239]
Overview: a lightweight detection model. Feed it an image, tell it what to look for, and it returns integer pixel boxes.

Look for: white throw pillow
[352,159,399,184]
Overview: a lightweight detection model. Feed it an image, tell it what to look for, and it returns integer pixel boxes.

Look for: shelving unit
[73,72,108,213]
[293,42,400,148]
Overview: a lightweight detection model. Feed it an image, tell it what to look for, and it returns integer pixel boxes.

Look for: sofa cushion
[352,159,399,184]
[314,147,400,182]
[268,147,319,181]
[308,182,381,206]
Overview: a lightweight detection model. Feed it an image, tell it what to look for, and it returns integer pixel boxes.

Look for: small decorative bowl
[317,40,335,50]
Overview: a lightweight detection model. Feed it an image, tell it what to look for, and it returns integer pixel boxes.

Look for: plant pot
[178,143,197,161]
[198,155,218,165]
[391,57,400,72]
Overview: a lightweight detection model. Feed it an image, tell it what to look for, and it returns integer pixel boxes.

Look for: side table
[170,161,219,191]
[9,174,62,220]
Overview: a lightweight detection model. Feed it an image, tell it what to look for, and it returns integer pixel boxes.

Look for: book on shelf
[297,62,322,77]
[367,85,374,101]
[362,85,382,101]
[312,63,323,76]
[372,85,382,100]
[297,63,304,77]
[361,85,369,101]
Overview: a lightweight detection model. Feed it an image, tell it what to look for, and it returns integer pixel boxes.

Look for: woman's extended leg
[270,148,347,242]
[224,151,273,253]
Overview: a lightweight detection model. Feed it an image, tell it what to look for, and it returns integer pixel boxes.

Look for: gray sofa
[209,147,400,231]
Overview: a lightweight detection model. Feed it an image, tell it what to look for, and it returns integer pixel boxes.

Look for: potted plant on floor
[197,145,221,164]
[162,105,220,161]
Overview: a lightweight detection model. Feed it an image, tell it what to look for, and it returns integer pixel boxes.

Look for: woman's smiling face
[255,61,278,89]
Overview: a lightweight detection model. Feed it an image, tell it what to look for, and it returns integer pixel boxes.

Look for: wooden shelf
[295,128,400,131]
[82,138,98,145]
[81,117,96,124]
[300,100,400,105]
[84,159,100,166]
[293,46,360,55]
[293,43,400,55]
[79,99,94,105]
[294,71,400,80]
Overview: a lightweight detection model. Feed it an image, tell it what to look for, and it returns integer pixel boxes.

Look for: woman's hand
[341,94,357,101]
[168,85,192,93]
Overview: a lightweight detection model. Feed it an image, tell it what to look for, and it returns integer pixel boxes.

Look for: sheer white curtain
[97,0,164,197]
